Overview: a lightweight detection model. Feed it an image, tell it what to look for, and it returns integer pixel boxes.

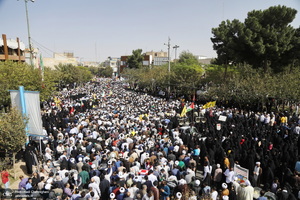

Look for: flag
[40,54,44,81]
[202,102,210,109]
[70,106,75,114]
[202,101,216,109]
[180,106,187,117]
[211,101,216,107]
[192,94,196,102]
[187,102,194,112]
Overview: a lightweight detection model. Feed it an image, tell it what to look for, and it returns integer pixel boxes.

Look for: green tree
[55,63,77,86]
[202,64,237,85]
[211,5,298,72]
[166,52,204,97]
[99,66,113,77]
[75,66,93,84]
[170,62,204,96]
[0,107,27,177]
[40,67,60,101]
[0,61,42,108]
[281,27,300,70]
[178,51,199,65]
[127,49,144,69]
[54,64,93,87]
[211,19,244,65]
[88,66,101,76]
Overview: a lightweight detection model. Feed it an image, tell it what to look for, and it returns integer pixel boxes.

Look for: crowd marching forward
[17,78,300,200]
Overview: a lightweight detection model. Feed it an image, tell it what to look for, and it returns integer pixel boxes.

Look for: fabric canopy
[0,38,25,50]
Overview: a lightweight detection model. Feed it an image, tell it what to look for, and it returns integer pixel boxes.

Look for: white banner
[10,90,44,137]
[234,164,249,183]
[218,115,227,122]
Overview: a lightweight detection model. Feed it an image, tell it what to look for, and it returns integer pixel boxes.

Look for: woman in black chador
[23,142,37,174]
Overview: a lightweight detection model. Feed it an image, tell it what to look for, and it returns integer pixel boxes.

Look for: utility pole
[24,0,35,67]
[164,37,171,73]
[173,45,179,63]
[164,37,171,97]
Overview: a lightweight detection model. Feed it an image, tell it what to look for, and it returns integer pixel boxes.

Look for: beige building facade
[43,52,78,69]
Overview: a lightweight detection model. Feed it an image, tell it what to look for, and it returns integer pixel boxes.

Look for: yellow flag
[139,114,144,121]
[180,106,187,117]
[211,101,216,107]
[202,102,211,109]
[202,101,216,109]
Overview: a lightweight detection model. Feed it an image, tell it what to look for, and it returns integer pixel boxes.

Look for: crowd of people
[18,78,300,200]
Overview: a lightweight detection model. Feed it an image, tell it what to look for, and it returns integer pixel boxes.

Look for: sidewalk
[8,161,29,190]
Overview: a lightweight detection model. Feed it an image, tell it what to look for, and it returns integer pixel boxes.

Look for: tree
[74,66,93,85]
[211,5,298,72]
[99,66,113,77]
[40,67,60,101]
[170,62,204,96]
[0,107,27,177]
[0,61,42,109]
[211,19,244,65]
[127,49,144,69]
[204,63,300,110]
[55,64,77,86]
[178,51,199,65]
[280,27,300,71]
[54,64,93,88]
[167,52,204,97]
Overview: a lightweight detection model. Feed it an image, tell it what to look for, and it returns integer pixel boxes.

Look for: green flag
[40,54,44,81]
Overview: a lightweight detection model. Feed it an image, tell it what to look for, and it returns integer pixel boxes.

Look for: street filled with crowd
[17,78,300,200]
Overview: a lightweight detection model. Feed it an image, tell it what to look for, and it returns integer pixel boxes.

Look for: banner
[10,90,44,137]
[234,164,249,183]
[218,115,227,122]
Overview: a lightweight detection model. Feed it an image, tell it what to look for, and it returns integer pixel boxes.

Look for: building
[119,50,168,72]
[104,57,120,76]
[145,50,168,66]
[81,61,99,67]
[120,54,152,72]
[145,50,167,58]
[0,34,25,62]
[195,55,213,65]
[43,52,78,69]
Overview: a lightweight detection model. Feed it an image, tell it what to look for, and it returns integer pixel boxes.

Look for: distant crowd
[16,78,300,200]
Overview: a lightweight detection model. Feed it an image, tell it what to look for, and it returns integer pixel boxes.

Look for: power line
[31,38,76,61]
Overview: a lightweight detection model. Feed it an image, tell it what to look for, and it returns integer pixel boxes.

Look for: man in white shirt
[45,148,52,160]
[148,170,158,184]
[91,173,100,186]
[210,186,218,200]
[56,143,65,156]
[128,182,139,199]
[224,167,235,184]
[130,162,140,175]
[88,178,101,197]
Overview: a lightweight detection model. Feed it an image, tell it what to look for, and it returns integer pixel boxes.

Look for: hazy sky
[1,0,299,62]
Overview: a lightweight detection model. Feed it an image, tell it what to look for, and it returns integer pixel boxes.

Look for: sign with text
[234,164,249,183]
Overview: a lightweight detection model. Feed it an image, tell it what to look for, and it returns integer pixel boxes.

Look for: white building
[104,57,120,76]
[43,52,78,69]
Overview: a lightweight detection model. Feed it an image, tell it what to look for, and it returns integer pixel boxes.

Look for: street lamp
[24,0,35,66]
[173,45,179,62]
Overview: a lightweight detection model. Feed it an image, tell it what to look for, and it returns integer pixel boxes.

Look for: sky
[1,0,299,63]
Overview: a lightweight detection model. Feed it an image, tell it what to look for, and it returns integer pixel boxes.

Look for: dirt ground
[0,161,29,190]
